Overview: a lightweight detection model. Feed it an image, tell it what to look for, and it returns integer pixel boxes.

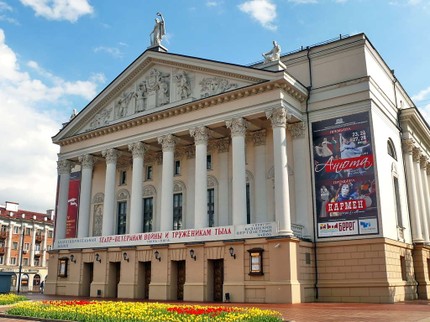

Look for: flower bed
[0,293,28,305]
[6,300,283,321]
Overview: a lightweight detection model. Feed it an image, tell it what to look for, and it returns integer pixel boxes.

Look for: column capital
[287,122,306,138]
[78,154,94,169]
[128,142,147,158]
[266,107,289,128]
[102,148,119,164]
[190,126,209,145]
[412,147,421,163]
[252,129,267,146]
[402,138,415,155]
[57,159,72,175]
[420,155,428,169]
[215,137,230,153]
[226,118,247,137]
[158,134,176,152]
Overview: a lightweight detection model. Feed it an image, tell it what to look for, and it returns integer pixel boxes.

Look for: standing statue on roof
[150,12,166,47]
[262,40,281,63]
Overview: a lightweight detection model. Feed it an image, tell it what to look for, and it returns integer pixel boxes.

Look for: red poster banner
[66,171,80,238]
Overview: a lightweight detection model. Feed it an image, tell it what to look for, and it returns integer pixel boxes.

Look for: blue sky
[0,0,429,213]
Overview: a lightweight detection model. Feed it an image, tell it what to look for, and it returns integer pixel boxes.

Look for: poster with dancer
[312,112,379,238]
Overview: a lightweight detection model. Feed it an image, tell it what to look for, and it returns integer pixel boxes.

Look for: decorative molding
[190,126,209,145]
[57,159,72,175]
[92,193,104,204]
[143,185,157,197]
[215,137,230,153]
[102,149,119,164]
[128,142,147,159]
[173,180,186,193]
[251,129,266,146]
[401,138,415,155]
[266,107,289,128]
[412,147,421,163]
[207,175,218,188]
[184,145,195,159]
[420,155,428,169]
[117,189,130,201]
[78,154,95,169]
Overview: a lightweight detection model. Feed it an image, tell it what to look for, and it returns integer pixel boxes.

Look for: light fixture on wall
[123,252,129,262]
[95,253,101,263]
[229,247,236,259]
[189,249,196,261]
[70,254,76,263]
[154,250,161,262]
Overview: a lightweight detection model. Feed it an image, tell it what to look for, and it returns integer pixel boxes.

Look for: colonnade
[403,138,430,243]
[55,108,297,240]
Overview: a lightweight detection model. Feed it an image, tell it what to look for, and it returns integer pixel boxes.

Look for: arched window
[117,189,130,235]
[143,185,157,232]
[207,175,219,227]
[387,138,397,160]
[173,181,186,230]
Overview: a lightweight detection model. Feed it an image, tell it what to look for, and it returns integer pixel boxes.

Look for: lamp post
[17,213,25,293]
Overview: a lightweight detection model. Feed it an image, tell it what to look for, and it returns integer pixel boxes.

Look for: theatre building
[47,33,430,303]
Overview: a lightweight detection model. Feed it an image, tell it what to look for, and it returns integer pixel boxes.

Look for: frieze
[200,77,238,98]
[287,122,306,138]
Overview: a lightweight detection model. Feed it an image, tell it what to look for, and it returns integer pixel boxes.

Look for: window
[12,242,18,250]
[24,243,29,251]
[35,244,41,251]
[208,188,215,227]
[175,160,181,175]
[48,231,53,238]
[143,197,153,233]
[246,183,251,224]
[119,170,127,185]
[58,258,68,277]
[0,256,3,264]
[393,177,403,228]
[387,138,397,160]
[207,155,212,170]
[400,256,407,281]
[0,225,6,232]
[146,165,153,180]
[173,193,183,230]
[10,257,16,265]
[117,201,127,235]
[34,258,40,266]
[13,226,19,234]
[25,227,31,235]
[23,258,29,266]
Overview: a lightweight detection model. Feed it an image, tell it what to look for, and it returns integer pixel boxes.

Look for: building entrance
[137,261,151,299]
[173,260,185,300]
[107,262,120,298]
[211,259,224,302]
[81,262,93,297]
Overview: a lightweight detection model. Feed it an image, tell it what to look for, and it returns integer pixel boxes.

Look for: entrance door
[107,262,120,298]
[137,261,151,299]
[81,262,94,297]
[213,260,224,302]
[176,261,185,300]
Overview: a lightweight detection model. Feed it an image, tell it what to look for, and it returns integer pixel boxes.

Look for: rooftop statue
[150,12,166,47]
[262,40,281,63]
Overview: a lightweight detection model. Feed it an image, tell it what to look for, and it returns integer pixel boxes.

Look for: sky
[0,0,429,213]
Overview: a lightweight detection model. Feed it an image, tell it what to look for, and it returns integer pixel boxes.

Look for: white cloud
[19,0,93,22]
[412,85,430,101]
[238,0,277,31]
[288,0,318,3]
[206,1,222,7]
[94,46,123,59]
[412,85,430,123]
[0,28,103,212]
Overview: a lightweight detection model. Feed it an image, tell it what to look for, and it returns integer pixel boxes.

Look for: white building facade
[47,34,430,303]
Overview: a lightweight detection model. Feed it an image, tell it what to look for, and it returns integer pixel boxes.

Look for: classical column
[402,140,423,242]
[56,159,72,240]
[6,223,13,265]
[266,107,293,236]
[102,149,118,236]
[190,126,209,228]
[158,134,176,231]
[419,155,430,242]
[77,155,94,238]
[128,142,147,234]
[226,118,248,226]
[42,227,48,267]
[217,138,230,226]
[30,224,36,267]
[185,146,195,228]
[252,130,267,223]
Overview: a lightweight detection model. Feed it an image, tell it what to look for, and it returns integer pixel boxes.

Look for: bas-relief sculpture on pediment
[83,66,247,133]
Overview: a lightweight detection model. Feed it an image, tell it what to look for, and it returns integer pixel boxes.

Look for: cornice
[56,79,307,147]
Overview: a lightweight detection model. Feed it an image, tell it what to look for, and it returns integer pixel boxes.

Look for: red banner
[66,171,80,238]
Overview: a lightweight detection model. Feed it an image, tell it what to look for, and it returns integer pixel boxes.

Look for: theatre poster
[65,171,81,238]
[312,112,379,238]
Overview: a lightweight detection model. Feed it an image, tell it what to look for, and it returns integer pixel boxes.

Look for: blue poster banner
[312,112,379,238]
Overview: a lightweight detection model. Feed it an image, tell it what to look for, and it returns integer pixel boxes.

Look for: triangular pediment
[53,49,293,142]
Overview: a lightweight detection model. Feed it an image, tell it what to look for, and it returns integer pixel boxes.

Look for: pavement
[0,293,430,321]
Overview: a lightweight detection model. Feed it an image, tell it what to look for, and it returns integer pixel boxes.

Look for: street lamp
[17,213,25,293]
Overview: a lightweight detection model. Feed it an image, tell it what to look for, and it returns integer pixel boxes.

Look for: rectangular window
[48,231,53,238]
[120,170,127,185]
[207,155,212,170]
[0,225,6,232]
[393,177,403,227]
[0,256,3,264]
[13,226,19,234]
[143,197,153,233]
[400,256,407,281]
[173,193,183,230]
[35,243,41,251]
[24,243,30,251]
[25,227,31,235]
[117,201,127,235]
[175,160,181,175]
[208,188,215,227]
[10,257,16,265]
[34,258,40,266]
[146,165,153,180]
[23,258,29,266]
[12,242,18,250]
[246,183,251,224]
